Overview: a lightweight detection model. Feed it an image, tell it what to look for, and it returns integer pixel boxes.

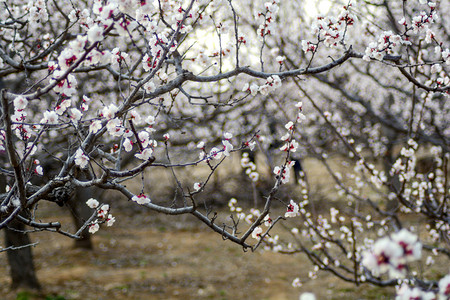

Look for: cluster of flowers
[362,229,450,299]
[231,198,298,235]
[26,0,49,28]
[364,2,438,61]
[7,96,43,167]
[427,63,450,89]
[249,204,300,252]
[362,229,422,278]
[273,160,295,185]
[396,275,450,300]
[40,9,137,130]
[9,96,32,148]
[192,133,240,191]
[138,0,204,72]
[362,31,406,61]
[85,198,115,234]
[240,152,259,182]
[390,139,419,183]
[99,111,159,159]
[74,111,161,170]
[409,1,438,34]
[388,139,441,214]
[272,102,304,184]
[418,63,449,99]
[301,4,356,52]
[242,75,282,96]
[142,34,178,71]
[228,198,244,219]
[197,132,235,162]
[227,197,299,249]
[256,0,280,38]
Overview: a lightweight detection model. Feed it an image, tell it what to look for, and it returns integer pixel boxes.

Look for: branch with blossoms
[264,90,449,291]
[237,2,450,291]
[0,0,449,297]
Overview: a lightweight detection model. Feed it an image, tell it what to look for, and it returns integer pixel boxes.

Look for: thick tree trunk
[4,220,41,290]
[1,171,41,290]
[66,186,96,249]
[382,135,401,213]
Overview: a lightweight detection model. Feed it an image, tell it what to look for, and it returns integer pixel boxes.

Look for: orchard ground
[0,157,445,299]
[0,204,395,300]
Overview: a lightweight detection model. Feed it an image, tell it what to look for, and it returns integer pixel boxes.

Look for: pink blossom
[276,56,285,64]
[69,108,82,123]
[285,121,294,131]
[391,229,422,262]
[439,274,450,299]
[143,81,156,93]
[292,278,302,288]
[55,99,71,115]
[106,118,124,137]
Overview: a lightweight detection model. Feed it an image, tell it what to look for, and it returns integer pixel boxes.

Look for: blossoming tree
[0,0,449,297]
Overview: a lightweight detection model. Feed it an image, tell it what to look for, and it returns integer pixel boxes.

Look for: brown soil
[0,206,396,300]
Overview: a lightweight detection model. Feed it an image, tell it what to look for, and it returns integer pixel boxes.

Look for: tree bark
[66,186,95,249]
[1,163,41,290]
[4,219,41,290]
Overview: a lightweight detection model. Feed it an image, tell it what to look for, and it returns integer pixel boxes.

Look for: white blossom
[299,293,316,300]
[90,120,102,134]
[132,194,151,205]
[14,96,28,110]
[86,198,99,209]
[40,111,59,124]
[74,148,89,169]
[135,148,153,160]
[87,24,104,43]
[89,222,99,234]
[123,138,133,152]
[106,214,116,227]
[285,200,300,218]
[251,227,263,239]
[193,182,202,191]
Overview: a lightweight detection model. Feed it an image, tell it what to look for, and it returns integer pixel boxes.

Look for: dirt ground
[0,158,409,299]
[0,204,397,300]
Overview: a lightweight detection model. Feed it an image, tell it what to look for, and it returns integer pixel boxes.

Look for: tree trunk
[66,186,95,249]
[382,133,401,213]
[4,220,41,290]
[1,170,41,290]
